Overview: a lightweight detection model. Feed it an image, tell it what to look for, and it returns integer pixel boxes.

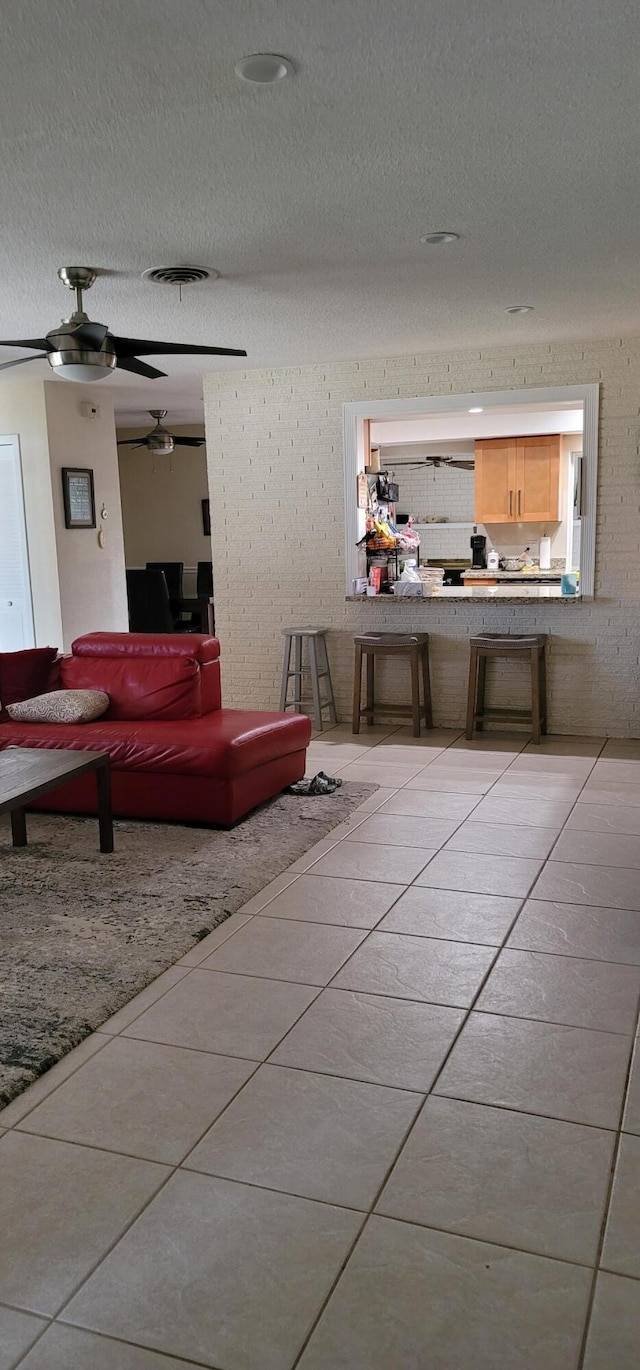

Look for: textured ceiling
[0,0,638,421]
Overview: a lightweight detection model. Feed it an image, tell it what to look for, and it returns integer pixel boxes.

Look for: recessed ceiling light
[469,406,483,413]
[505,304,534,314]
[234,53,294,84]
[420,231,459,245]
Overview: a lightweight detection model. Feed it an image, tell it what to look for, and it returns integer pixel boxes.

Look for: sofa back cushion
[0,647,59,719]
[61,653,201,721]
[72,632,220,664]
[67,632,222,720]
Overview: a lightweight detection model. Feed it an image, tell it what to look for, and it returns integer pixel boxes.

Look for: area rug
[0,782,374,1108]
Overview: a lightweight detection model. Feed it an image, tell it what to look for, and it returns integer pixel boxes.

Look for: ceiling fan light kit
[117,410,206,456]
[0,267,246,382]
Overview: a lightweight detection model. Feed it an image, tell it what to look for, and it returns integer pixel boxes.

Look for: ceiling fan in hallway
[0,267,246,381]
[389,454,475,471]
[118,411,205,457]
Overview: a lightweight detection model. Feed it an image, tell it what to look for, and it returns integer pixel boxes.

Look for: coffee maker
[470,533,487,569]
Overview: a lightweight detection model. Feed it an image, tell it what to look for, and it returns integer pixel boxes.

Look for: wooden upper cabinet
[474,434,561,524]
[516,435,561,521]
[474,439,517,523]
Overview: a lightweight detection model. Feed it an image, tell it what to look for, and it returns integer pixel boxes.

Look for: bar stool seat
[470,633,543,650]
[466,632,548,743]
[352,632,433,737]
[279,628,337,732]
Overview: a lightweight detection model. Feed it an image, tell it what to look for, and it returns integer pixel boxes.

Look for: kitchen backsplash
[393,460,475,525]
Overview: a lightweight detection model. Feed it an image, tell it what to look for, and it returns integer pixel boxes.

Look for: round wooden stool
[465,632,548,743]
[352,632,433,737]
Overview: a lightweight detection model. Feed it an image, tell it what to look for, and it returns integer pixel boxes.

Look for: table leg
[10,807,27,847]
[96,760,114,853]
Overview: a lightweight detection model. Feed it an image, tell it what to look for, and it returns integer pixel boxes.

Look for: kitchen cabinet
[474,435,561,524]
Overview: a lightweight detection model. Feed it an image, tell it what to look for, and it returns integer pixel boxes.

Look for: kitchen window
[343,384,599,601]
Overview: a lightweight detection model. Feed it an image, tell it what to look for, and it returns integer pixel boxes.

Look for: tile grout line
[5,731,636,1367]
[1,790,377,1124]
[576,973,640,1367]
[289,734,619,1365]
[12,1314,226,1370]
[0,1306,53,1370]
[6,735,615,1136]
[288,863,542,1365]
[0,1031,116,1129]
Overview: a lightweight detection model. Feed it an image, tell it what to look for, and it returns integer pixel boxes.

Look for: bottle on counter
[487,548,500,571]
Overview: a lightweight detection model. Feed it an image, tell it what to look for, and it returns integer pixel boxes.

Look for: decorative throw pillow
[0,647,58,708]
[6,689,109,724]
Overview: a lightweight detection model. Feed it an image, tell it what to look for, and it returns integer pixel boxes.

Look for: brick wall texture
[203,338,640,737]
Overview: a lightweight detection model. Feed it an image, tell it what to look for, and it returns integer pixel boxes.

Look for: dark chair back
[146,561,184,602]
[126,569,175,633]
[196,561,213,597]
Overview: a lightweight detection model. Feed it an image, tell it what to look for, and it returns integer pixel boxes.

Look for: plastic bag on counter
[394,515,420,554]
[399,560,421,582]
[392,580,425,597]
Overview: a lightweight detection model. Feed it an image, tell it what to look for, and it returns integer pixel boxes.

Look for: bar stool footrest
[474,706,537,721]
[357,702,428,719]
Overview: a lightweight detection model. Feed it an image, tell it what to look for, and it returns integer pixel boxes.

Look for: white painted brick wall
[204,339,640,737]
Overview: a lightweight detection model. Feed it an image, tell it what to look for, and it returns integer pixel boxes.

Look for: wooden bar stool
[352,633,433,737]
[465,633,548,743]
[279,628,338,732]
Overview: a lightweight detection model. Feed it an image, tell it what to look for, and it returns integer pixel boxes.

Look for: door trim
[0,435,36,649]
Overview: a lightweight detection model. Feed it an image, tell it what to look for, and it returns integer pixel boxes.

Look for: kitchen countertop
[347,585,581,603]
[463,567,562,580]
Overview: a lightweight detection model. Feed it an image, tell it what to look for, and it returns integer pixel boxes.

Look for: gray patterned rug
[0,782,373,1109]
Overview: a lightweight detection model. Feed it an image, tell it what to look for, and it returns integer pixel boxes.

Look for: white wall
[386,448,476,561]
[204,339,640,738]
[0,381,62,647]
[44,383,128,649]
[117,425,211,569]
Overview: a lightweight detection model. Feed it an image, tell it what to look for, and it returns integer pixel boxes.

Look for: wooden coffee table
[0,747,113,853]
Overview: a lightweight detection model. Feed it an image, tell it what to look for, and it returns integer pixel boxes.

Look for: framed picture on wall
[62,467,96,528]
[202,498,211,535]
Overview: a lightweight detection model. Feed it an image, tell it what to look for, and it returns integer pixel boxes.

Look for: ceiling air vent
[141,266,218,285]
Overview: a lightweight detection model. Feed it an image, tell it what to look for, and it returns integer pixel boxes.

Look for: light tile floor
[2,726,640,1368]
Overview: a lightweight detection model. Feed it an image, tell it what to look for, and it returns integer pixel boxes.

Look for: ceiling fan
[0,267,246,382]
[117,411,205,457]
[390,455,475,471]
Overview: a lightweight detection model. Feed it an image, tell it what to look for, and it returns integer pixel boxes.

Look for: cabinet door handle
[509,490,513,516]
[517,489,521,517]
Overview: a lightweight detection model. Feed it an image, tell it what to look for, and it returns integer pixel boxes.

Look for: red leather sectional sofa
[0,633,311,825]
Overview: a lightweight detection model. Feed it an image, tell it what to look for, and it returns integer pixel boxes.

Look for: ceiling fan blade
[112,336,247,359]
[116,357,167,379]
[117,437,148,445]
[450,461,475,470]
[0,337,50,351]
[0,352,48,372]
[169,435,205,447]
[70,321,109,349]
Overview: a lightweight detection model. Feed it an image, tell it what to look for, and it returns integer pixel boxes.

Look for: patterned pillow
[6,689,109,724]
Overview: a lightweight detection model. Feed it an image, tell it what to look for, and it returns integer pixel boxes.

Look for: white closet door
[0,437,35,650]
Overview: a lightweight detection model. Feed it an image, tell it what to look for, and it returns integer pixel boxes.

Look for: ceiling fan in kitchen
[389,454,475,472]
[0,267,246,382]
[117,411,205,457]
